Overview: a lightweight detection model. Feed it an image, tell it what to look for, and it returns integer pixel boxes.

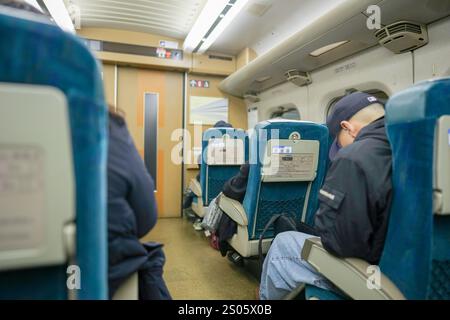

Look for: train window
[270,107,301,120]
[326,89,389,118]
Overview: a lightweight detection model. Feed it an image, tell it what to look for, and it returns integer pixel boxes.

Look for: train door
[103,65,184,218]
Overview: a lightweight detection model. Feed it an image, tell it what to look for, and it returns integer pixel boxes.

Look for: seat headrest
[257,119,315,128]
[380,77,450,299]
[203,127,247,140]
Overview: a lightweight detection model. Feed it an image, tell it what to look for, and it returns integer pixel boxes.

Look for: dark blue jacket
[107,114,170,299]
[314,117,392,264]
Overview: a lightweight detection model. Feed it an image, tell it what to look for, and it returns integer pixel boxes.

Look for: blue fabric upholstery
[380,78,450,300]
[200,128,248,205]
[0,9,107,299]
[243,121,329,240]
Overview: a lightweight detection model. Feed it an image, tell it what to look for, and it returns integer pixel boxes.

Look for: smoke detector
[375,21,428,54]
[285,70,312,87]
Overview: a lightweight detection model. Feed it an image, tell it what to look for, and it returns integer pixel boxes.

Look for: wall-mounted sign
[159,40,179,49]
[156,47,183,60]
[190,96,228,125]
[83,38,183,61]
[190,79,210,88]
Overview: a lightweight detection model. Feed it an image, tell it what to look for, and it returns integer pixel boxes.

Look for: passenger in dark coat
[107,109,171,300]
[314,117,392,264]
[217,163,250,256]
[260,92,393,299]
[222,163,250,203]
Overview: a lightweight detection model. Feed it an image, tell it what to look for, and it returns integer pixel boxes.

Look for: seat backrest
[0,8,107,299]
[380,77,450,300]
[243,120,329,240]
[200,127,248,205]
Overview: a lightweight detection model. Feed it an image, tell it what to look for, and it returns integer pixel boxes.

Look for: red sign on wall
[190,79,210,88]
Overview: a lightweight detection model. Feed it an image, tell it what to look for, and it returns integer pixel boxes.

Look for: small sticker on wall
[156,47,166,58]
[159,40,179,49]
[190,80,210,88]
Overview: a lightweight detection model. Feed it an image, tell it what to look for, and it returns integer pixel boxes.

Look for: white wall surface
[250,16,450,126]
[414,17,450,82]
[306,45,413,122]
[251,44,413,125]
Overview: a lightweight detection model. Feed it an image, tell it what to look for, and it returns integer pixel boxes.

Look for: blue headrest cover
[200,127,248,204]
[0,8,107,299]
[381,78,450,299]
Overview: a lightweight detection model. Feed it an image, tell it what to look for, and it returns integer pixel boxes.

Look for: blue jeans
[259,231,335,300]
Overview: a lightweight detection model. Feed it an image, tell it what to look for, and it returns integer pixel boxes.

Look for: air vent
[375,21,428,54]
[208,54,233,61]
[255,76,272,83]
[388,22,422,35]
[375,29,387,40]
[243,92,260,103]
[284,70,312,87]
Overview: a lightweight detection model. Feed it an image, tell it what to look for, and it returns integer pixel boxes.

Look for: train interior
[0,0,450,301]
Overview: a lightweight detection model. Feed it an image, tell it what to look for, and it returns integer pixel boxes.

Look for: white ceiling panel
[71,0,207,39]
[210,0,345,55]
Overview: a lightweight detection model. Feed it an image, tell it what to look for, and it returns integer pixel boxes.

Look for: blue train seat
[190,127,248,218]
[219,120,329,257]
[301,78,450,300]
[0,7,107,299]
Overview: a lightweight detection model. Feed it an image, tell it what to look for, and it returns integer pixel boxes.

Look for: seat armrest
[189,178,202,197]
[218,194,248,226]
[301,238,405,300]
